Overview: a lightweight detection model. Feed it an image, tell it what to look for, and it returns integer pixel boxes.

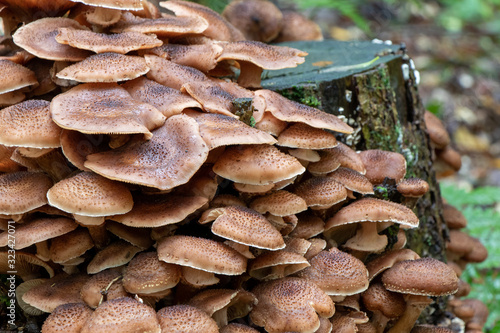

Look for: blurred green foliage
[441,184,500,332]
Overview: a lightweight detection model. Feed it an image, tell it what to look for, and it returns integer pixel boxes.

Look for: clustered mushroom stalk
[0,0,488,332]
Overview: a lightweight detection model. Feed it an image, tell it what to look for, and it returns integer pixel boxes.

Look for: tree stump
[263,40,449,322]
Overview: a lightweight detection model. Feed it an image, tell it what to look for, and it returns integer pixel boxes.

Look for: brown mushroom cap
[41,303,93,333]
[105,221,153,249]
[213,144,305,185]
[220,323,259,333]
[0,171,53,214]
[13,18,91,61]
[84,114,209,191]
[145,54,207,90]
[442,203,467,229]
[256,89,353,134]
[49,228,94,264]
[358,150,407,185]
[277,122,338,149]
[289,213,325,239]
[249,190,308,216]
[22,274,89,313]
[308,142,366,175]
[0,60,38,94]
[423,111,450,149]
[327,167,374,195]
[70,0,143,10]
[222,0,283,42]
[0,100,61,148]
[81,297,160,333]
[294,176,347,209]
[50,82,166,139]
[274,10,323,43]
[248,250,310,281]
[298,248,369,296]
[186,110,277,150]
[397,177,429,197]
[80,269,130,309]
[365,248,421,282]
[0,251,54,281]
[157,305,219,333]
[47,171,133,217]
[250,277,335,333]
[147,43,223,73]
[158,235,246,275]
[382,257,459,296]
[56,52,150,82]
[200,205,285,250]
[55,28,163,54]
[87,240,142,274]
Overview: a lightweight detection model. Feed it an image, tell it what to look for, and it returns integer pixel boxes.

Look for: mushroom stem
[344,222,388,253]
[387,295,432,333]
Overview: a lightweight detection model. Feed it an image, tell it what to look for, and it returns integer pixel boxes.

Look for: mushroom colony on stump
[0,0,487,332]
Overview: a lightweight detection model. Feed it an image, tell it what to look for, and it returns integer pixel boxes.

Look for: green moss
[233,98,255,127]
[278,85,322,108]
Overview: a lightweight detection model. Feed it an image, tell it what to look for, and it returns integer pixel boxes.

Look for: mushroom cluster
[0,0,481,332]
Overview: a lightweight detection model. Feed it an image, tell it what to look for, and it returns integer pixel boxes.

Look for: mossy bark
[263,40,449,323]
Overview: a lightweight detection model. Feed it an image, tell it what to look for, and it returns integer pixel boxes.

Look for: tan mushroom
[157,304,219,333]
[423,111,450,149]
[0,60,37,94]
[308,142,366,175]
[86,240,142,274]
[277,122,338,149]
[145,54,208,90]
[105,221,153,249]
[294,176,347,210]
[249,190,307,217]
[41,303,93,333]
[70,0,144,10]
[358,150,407,185]
[0,251,54,281]
[248,250,310,280]
[80,269,130,308]
[49,228,94,264]
[59,130,109,172]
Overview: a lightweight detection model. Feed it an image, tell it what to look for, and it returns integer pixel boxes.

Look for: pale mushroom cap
[110,193,208,228]
[145,55,208,90]
[157,235,247,275]
[277,122,338,149]
[294,176,347,209]
[81,297,160,333]
[327,167,374,195]
[56,52,150,82]
[22,274,89,313]
[87,240,142,274]
[70,0,143,10]
[0,60,38,94]
[256,89,353,134]
[147,43,223,73]
[220,323,259,333]
[41,303,93,333]
[200,205,285,250]
[157,305,219,333]
[325,198,419,231]
[0,100,61,148]
[1,217,78,250]
[186,110,276,150]
[47,172,134,217]
[250,277,334,333]
[122,252,181,294]
[122,77,201,118]
[55,28,163,54]
[0,171,53,214]
[249,190,308,216]
[358,150,407,185]
[50,82,166,139]
[49,228,94,263]
[424,111,450,149]
[13,18,91,61]
[84,114,208,191]
[298,248,369,296]
[382,257,459,296]
[397,177,429,197]
[213,144,305,185]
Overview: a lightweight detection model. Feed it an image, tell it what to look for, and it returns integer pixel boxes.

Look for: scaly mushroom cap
[122,77,201,118]
[0,217,77,250]
[442,203,467,229]
[47,172,133,217]
[308,142,366,175]
[80,269,130,309]
[147,43,223,73]
[106,221,153,249]
[294,177,347,209]
[200,205,285,250]
[222,0,283,42]
[0,60,37,94]
[213,144,305,185]
[84,114,209,191]
[50,83,166,139]
[87,240,142,274]
[41,303,93,333]
[397,177,429,197]
[110,193,207,228]
[298,248,369,296]
[250,277,334,333]
[22,274,89,313]
[382,257,459,296]
[122,252,181,294]
[249,190,307,216]
[56,52,150,82]
[0,90,26,107]
[325,198,419,231]
[277,122,338,149]
[411,325,455,333]
[360,282,405,319]
[160,0,244,41]
[0,171,53,214]
[157,305,219,333]
[274,10,323,43]
[186,110,276,150]
[256,89,353,134]
[358,150,407,185]
[49,228,94,264]
[81,297,160,333]
[366,248,421,282]
[157,235,247,275]
[289,213,325,239]
[145,54,207,90]
[13,18,91,61]
[113,12,208,38]
[221,323,259,333]
[69,0,143,10]
[423,111,450,149]
[0,100,61,148]
[248,250,310,280]
[55,28,163,54]
[327,167,374,195]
